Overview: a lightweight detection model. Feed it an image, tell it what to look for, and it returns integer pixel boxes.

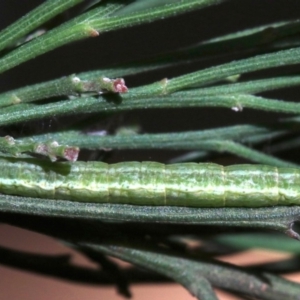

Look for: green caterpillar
[1,157,300,207]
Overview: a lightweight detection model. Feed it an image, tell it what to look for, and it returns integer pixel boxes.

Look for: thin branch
[147,19,300,63]
[22,129,296,167]
[0,0,85,51]
[23,124,280,149]
[2,74,300,108]
[133,47,300,95]
[196,140,297,167]
[81,241,300,300]
[3,90,300,127]
[212,233,300,254]
[0,0,224,74]
[0,75,127,108]
[0,196,299,238]
[0,136,79,161]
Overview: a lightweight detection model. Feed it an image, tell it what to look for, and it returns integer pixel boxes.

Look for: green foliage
[1,1,300,299]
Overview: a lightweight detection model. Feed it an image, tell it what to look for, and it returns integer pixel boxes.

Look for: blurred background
[1,0,300,299]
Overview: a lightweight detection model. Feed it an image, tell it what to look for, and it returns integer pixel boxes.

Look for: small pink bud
[64,147,79,162]
[113,78,128,93]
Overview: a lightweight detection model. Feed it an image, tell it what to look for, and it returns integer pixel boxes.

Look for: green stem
[265,136,300,154]
[94,0,225,32]
[133,47,300,95]
[0,3,124,74]
[0,75,126,107]
[0,0,223,74]
[0,197,299,238]
[127,93,300,114]
[0,0,85,51]
[0,136,79,161]
[149,19,300,63]
[25,125,274,149]
[212,233,300,254]
[3,90,300,127]
[22,129,294,166]
[184,76,300,96]
[82,242,300,300]
[2,74,300,108]
[198,140,297,167]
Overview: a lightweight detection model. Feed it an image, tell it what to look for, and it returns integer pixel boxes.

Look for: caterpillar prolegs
[1,158,300,207]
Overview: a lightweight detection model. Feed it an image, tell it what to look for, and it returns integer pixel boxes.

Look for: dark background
[0,1,300,300]
[1,0,300,145]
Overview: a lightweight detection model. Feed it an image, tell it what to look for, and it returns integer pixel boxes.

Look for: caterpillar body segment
[1,158,300,207]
